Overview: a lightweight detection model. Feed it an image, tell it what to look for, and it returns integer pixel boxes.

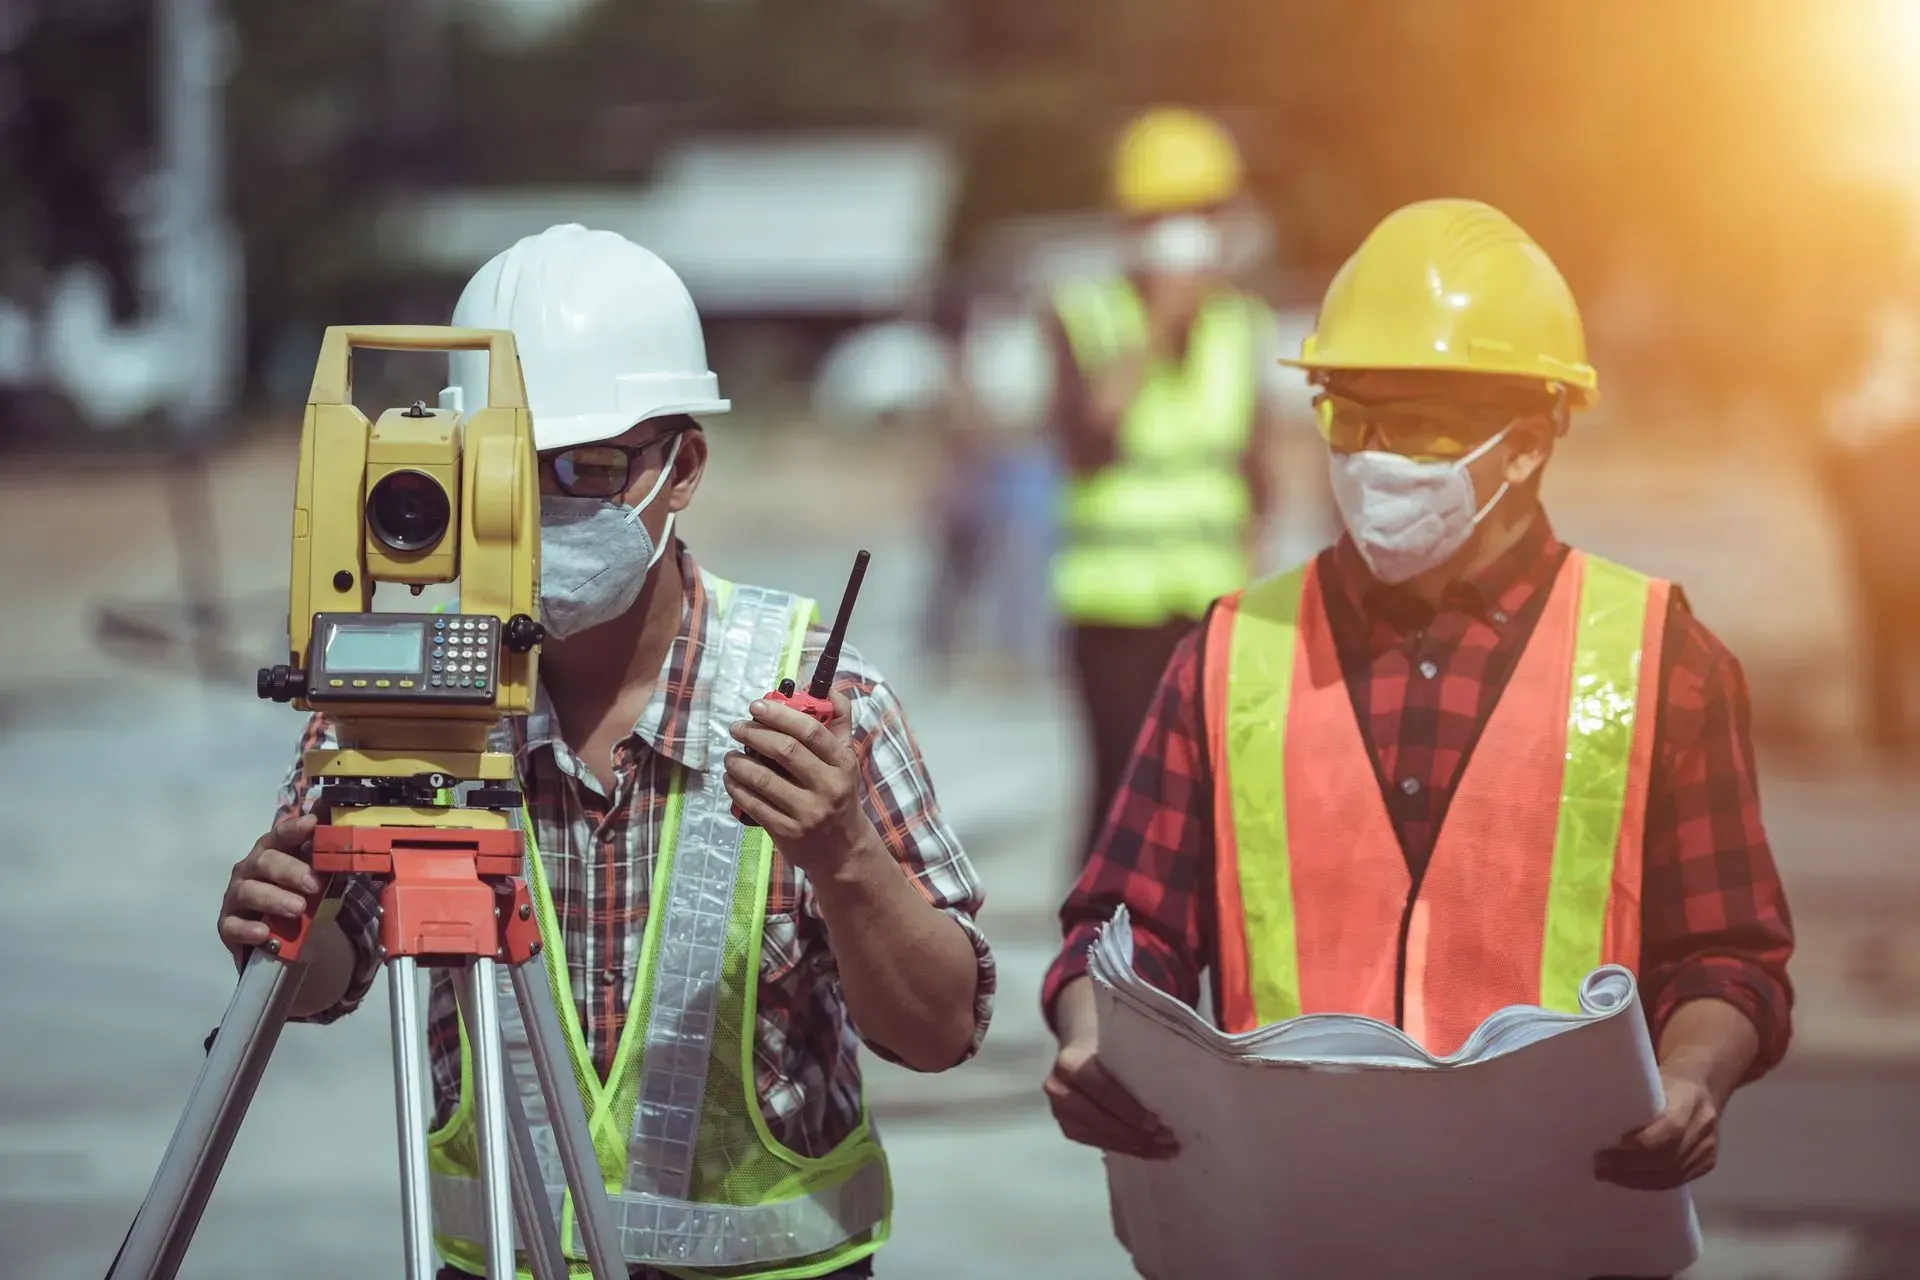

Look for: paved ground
[1,420,1916,1278]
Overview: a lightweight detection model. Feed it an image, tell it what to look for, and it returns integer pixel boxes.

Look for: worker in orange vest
[1039,200,1796,1225]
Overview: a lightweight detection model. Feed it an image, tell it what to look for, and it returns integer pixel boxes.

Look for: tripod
[108,810,627,1280]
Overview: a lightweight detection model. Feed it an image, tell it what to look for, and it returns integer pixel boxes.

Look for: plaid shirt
[1043,516,1796,1078]
[276,548,994,1156]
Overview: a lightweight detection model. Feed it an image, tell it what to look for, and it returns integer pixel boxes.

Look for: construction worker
[1045,106,1282,863]
[215,225,994,1279]
[1823,295,1920,755]
[1040,200,1796,1245]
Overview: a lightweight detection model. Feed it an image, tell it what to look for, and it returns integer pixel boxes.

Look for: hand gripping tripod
[107,800,626,1280]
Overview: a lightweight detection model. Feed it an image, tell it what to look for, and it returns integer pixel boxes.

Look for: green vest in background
[1052,277,1260,628]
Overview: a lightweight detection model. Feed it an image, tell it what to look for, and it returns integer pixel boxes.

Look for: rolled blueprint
[1090,909,1702,1280]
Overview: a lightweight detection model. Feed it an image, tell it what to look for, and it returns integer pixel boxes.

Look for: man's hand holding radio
[722,691,878,878]
[723,689,979,1071]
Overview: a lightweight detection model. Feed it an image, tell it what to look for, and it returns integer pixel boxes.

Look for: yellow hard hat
[1113,107,1243,217]
[1282,199,1598,405]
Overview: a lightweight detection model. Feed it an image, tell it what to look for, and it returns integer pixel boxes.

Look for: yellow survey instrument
[114,326,630,1280]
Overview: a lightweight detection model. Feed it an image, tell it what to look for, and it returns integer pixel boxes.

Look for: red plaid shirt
[1043,517,1796,1077]
[276,547,994,1156]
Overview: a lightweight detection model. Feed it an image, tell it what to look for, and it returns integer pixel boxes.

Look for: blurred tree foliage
[957,0,1912,434]
[4,0,1910,430]
[0,1,153,320]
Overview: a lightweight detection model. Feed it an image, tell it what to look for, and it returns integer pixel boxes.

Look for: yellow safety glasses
[1314,393,1527,461]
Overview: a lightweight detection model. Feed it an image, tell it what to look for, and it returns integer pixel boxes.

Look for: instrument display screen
[325,621,425,673]
[307,611,498,704]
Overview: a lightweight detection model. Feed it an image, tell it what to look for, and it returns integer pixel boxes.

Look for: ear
[1501,418,1555,488]
[664,427,707,515]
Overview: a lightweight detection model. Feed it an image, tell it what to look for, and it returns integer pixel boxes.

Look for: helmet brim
[1275,356,1599,407]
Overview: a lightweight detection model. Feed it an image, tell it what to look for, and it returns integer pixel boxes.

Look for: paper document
[1089,909,1701,1280]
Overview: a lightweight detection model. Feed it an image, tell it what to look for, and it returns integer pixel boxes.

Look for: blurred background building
[4,1,1920,1277]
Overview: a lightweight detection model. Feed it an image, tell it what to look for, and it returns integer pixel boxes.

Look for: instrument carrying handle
[307,325,527,412]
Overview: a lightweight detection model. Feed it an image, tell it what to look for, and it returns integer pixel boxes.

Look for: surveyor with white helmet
[217,224,993,1280]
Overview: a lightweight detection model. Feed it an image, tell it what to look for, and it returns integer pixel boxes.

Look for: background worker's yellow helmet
[1282,198,1599,405]
[1112,107,1243,216]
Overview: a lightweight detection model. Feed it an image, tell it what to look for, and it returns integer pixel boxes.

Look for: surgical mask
[1327,427,1513,586]
[1138,214,1224,274]
[536,433,682,638]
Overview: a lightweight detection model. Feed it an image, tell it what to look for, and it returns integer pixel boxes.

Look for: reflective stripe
[1219,567,1307,1024]
[626,584,794,1199]
[1054,278,1141,368]
[1538,555,1650,1009]
[434,1156,888,1270]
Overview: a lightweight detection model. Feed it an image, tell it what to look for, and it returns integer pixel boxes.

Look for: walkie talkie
[734,550,871,827]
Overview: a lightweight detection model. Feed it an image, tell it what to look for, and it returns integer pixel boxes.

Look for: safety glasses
[542,428,686,500]
[1314,393,1531,461]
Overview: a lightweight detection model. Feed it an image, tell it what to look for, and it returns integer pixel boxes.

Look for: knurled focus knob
[503,614,545,653]
[256,665,307,703]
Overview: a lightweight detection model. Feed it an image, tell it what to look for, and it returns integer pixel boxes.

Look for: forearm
[1656,997,1761,1109]
[1051,975,1098,1049]
[812,825,981,1071]
[248,914,355,1022]
[294,918,358,1020]
[290,880,382,1023]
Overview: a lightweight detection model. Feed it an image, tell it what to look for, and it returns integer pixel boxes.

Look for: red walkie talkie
[734,549,871,827]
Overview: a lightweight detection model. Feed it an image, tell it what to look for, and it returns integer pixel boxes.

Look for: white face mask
[1138,214,1224,274]
[1326,427,1513,586]
[537,433,683,639]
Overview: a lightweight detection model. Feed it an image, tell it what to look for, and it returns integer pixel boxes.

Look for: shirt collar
[1328,512,1564,633]
[518,542,720,772]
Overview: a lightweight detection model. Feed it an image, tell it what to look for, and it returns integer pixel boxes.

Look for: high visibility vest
[1200,550,1671,1056]
[429,580,890,1279]
[1051,278,1260,627]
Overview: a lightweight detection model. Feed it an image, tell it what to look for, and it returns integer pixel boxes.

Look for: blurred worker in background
[1046,106,1282,864]
[1823,295,1920,757]
[922,274,1060,684]
[1041,201,1796,1243]
[921,277,1000,680]
[216,225,994,1279]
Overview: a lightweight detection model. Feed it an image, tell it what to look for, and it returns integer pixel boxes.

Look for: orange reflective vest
[1201,549,1670,1056]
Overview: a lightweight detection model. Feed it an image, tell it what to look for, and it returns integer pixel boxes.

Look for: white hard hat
[961,308,1052,434]
[442,224,729,452]
[812,321,950,428]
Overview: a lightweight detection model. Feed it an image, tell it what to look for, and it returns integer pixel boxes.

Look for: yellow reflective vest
[1051,277,1261,627]
[430,579,889,1279]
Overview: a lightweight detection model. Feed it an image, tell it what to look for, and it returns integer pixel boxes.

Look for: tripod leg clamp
[501,881,541,964]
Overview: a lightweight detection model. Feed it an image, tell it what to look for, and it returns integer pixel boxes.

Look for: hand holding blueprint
[1089,909,1702,1279]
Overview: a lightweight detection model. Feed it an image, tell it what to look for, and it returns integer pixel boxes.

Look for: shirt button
[1400,777,1422,796]
[600,968,619,987]
[1491,609,1510,625]
[1418,660,1438,680]
[597,827,617,845]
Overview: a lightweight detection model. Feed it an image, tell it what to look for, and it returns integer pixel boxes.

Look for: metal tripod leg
[465,958,518,1277]
[388,958,440,1280]
[108,951,305,1280]
[510,959,625,1277]
[452,971,567,1280]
